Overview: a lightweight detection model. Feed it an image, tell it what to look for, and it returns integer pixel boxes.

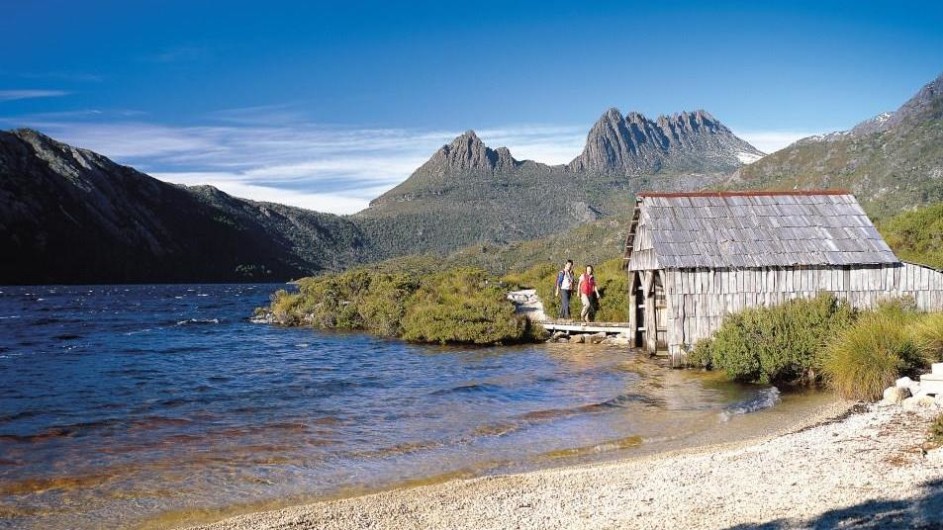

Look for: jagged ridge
[569,108,764,174]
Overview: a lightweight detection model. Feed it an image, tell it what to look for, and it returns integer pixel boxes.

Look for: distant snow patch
[737,151,765,164]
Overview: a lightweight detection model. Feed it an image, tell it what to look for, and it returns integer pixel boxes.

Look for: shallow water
[0,284,832,529]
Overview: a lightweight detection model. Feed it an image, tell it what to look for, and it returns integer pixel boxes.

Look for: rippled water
[0,284,830,529]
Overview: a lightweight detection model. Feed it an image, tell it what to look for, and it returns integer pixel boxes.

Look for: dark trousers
[559,289,572,318]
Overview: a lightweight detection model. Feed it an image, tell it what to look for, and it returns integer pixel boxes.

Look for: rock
[551,331,566,340]
[902,395,937,411]
[571,334,586,344]
[896,376,916,389]
[883,386,910,405]
[556,337,570,344]
[588,333,607,344]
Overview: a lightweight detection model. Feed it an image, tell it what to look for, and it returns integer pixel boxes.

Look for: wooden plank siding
[659,262,943,363]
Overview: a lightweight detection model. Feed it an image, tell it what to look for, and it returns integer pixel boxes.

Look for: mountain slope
[730,72,943,217]
[356,111,762,257]
[0,129,372,284]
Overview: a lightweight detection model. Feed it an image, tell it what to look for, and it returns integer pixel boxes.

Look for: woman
[577,265,601,323]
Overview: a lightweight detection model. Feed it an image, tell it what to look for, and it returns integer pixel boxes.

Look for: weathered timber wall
[656,262,943,362]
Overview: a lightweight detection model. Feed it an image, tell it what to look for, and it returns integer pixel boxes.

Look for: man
[554,259,575,320]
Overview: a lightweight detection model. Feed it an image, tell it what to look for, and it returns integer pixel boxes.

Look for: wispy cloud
[5,107,587,215]
[0,89,71,102]
[142,46,213,64]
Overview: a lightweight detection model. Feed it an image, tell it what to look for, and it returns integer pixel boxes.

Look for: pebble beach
[186,400,943,530]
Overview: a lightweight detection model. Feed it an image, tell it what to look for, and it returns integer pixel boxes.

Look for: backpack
[580,273,595,295]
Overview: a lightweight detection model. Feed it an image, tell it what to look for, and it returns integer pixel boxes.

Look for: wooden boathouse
[624,190,943,364]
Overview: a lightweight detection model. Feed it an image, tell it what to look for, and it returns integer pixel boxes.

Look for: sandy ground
[187,401,943,530]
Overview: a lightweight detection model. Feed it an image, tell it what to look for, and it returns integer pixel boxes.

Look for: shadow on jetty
[726,478,943,529]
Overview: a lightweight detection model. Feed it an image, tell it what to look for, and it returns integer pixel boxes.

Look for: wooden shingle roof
[628,191,899,270]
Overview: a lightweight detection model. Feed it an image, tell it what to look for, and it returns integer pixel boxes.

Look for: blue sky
[2,0,942,213]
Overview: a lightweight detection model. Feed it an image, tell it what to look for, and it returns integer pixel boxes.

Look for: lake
[0,284,832,529]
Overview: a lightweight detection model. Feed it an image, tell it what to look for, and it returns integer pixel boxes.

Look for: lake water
[0,284,833,529]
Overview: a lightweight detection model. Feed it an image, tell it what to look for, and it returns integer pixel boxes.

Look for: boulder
[588,333,607,344]
[896,376,916,389]
[571,334,586,344]
[902,395,938,411]
[883,386,910,405]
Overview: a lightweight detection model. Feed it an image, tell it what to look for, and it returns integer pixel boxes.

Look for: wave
[429,383,502,397]
[719,387,781,422]
[175,318,220,326]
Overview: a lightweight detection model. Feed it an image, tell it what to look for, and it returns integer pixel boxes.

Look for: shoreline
[181,399,943,530]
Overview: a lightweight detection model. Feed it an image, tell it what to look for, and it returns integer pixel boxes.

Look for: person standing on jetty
[578,265,601,323]
[554,259,575,320]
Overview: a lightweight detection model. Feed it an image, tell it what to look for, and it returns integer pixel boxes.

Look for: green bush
[401,268,528,344]
[698,293,856,385]
[264,266,531,345]
[686,338,715,369]
[821,312,922,401]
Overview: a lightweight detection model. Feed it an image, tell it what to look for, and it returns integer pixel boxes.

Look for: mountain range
[2,70,941,284]
[354,109,762,256]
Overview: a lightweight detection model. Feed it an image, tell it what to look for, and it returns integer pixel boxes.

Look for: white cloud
[0,89,70,102]
[477,124,586,165]
[8,117,588,215]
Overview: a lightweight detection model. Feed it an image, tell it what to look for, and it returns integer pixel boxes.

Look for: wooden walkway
[540,320,632,335]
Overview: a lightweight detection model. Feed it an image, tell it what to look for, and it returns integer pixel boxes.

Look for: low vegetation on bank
[265,267,541,345]
[689,294,943,400]
[504,257,629,322]
[878,202,943,270]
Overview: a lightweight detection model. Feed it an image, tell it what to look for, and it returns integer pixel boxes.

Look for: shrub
[699,293,856,385]
[401,268,527,344]
[686,338,714,369]
[821,313,921,401]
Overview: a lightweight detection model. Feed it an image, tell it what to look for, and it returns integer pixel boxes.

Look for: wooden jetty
[540,320,632,336]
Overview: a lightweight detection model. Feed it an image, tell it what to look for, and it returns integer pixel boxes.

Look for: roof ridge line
[637,189,851,198]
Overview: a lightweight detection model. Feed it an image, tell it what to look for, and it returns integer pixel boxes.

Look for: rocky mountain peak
[570,108,762,174]
[425,130,516,173]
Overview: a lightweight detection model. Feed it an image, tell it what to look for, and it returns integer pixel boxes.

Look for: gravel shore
[188,401,943,530]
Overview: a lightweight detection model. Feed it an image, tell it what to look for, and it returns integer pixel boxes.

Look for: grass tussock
[820,312,919,401]
[912,312,943,362]
[929,413,943,447]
